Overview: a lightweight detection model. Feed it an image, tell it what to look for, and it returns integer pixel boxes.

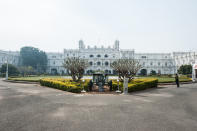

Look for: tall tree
[111,58,142,82]
[150,70,156,76]
[140,69,147,76]
[18,66,36,76]
[63,57,89,81]
[0,64,19,76]
[178,65,192,75]
[20,47,47,73]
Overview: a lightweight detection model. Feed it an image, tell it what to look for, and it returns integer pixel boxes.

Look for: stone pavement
[0,79,197,131]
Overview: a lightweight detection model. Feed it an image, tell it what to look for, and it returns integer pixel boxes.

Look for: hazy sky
[0,0,197,53]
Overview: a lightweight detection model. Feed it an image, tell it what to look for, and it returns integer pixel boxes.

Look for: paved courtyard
[0,79,197,131]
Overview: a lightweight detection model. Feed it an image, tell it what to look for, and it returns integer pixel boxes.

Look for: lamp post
[5,58,8,80]
[81,79,86,93]
[116,79,121,93]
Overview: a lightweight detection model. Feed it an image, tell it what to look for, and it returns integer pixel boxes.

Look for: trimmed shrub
[110,78,158,92]
[40,78,158,93]
[128,78,158,92]
[40,78,85,93]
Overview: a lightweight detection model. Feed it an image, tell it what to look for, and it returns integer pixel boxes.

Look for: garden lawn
[8,76,64,82]
[8,75,192,83]
[140,76,192,83]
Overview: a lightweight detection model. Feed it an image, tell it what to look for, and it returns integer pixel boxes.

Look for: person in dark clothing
[175,74,180,88]
[88,80,93,91]
[108,80,113,91]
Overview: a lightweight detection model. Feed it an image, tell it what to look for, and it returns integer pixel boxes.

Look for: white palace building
[1,40,197,77]
[47,40,177,75]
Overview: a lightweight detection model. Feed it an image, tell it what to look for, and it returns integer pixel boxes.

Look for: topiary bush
[128,78,158,92]
[40,78,158,93]
[110,78,158,92]
[40,78,87,93]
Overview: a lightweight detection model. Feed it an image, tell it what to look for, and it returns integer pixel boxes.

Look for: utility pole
[6,57,8,80]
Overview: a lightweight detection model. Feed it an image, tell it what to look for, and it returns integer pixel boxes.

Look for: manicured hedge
[128,79,158,92]
[40,78,90,93]
[40,78,158,93]
[111,78,158,92]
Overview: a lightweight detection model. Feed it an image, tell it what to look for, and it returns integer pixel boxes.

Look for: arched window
[89,61,93,66]
[97,54,101,58]
[105,61,109,66]
[90,55,94,58]
[113,70,117,75]
[97,61,101,66]
[104,54,108,58]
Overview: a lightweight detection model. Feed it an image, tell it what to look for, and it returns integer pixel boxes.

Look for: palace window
[104,54,108,58]
[150,62,153,66]
[90,55,94,58]
[97,61,101,66]
[97,54,101,58]
[141,56,146,59]
[89,61,93,66]
[158,62,160,66]
[105,61,109,66]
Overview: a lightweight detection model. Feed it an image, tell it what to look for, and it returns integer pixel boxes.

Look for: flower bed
[40,78,90,93]
[40,78,158,93]
[111,78,158,92]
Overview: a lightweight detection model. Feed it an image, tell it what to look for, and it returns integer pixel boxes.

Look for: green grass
[139,76,192,83]
[8,75,192,83]
[8,76,64,82]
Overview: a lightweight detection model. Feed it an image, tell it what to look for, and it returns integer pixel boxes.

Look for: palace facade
[2,40,196,75]
[47,40,177,75]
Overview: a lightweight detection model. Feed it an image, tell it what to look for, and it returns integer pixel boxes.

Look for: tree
[111,58,142,82]
[140,69,147,76]
[0,64,19,76]
[63,57,89,81]
[150,70,156,76]
[178,65,192,75]
[20,46,47,73]
[18,66,36,76]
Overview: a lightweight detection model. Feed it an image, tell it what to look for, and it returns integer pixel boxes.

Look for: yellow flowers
[40,78,158,93]
[40,78,86,93]
[111,78,158,92]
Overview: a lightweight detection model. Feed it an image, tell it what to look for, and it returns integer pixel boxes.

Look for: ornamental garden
[4,57,192,94]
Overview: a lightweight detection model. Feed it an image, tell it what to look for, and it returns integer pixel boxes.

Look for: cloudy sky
[0,0,197,53]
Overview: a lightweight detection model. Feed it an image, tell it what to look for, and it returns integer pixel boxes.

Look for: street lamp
[81,79,86,93]
[5,58,8,80]
[116,79,121,93]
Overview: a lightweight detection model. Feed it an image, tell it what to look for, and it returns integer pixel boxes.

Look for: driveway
[0,79,197,131]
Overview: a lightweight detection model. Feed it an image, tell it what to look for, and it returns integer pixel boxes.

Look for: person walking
[175,74,180,88]
[108,80,113,91]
